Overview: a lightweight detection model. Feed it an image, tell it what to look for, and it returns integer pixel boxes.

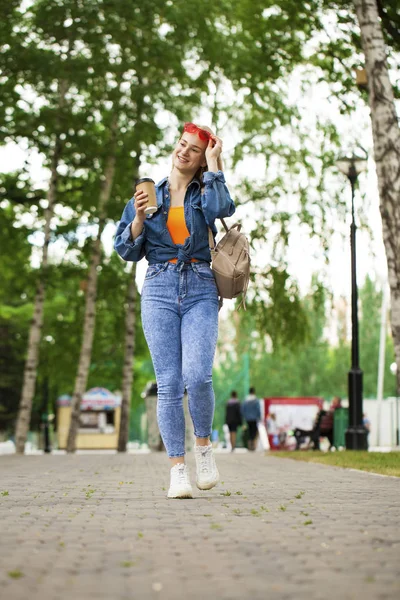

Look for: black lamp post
[336,153,369,450]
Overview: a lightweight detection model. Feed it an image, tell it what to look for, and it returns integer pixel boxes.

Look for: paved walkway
[0,452,399,600]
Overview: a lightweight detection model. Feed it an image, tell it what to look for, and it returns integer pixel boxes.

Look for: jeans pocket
[192,263,215,282]
[145,263,167,280]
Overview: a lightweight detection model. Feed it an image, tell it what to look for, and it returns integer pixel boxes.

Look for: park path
[0,451,399,600]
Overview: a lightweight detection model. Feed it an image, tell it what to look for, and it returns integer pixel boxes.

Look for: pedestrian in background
[363,413,371,448]
[241,386,261,451]
[225,390,242,451]
[266,412,279,448]
[331,396,342,410]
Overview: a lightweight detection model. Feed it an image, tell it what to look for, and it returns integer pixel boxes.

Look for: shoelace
[176,466,188,483]
[199,449,212,473]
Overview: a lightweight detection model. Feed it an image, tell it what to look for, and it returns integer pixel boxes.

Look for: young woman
[114,123,235,498]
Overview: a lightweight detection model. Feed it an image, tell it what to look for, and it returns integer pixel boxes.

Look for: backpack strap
[208,218,228,250]
[236,276,249,311]
[220,218,229,233]
[208,219,241,249]
[208,227,215,251]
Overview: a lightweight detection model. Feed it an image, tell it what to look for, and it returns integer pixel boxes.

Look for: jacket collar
[150,176,201,218]
[156,176,201,190]
[156,177,168,189]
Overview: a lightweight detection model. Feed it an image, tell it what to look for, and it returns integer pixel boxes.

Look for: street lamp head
[336,152,368,181]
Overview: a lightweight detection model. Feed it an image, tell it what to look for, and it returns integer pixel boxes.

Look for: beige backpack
[208,219,250,309]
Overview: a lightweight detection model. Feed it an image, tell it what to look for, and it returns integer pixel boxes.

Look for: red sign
[264,397,323,450]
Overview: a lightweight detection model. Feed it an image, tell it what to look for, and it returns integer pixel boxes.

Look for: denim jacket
[114,170,235,265]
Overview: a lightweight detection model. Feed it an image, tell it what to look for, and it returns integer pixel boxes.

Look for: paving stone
[1,452,399,599]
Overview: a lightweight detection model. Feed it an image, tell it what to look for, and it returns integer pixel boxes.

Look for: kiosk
[57,387,121,450]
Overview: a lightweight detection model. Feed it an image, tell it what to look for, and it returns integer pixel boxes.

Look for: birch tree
[15,92,66,453]
[353,0,400,392]
[2,0,104,451]
[8,1,74,451]
[117,148,142,453]
[117,264,137,452]
[66,116,118,452]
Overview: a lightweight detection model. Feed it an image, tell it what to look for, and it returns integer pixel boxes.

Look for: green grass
[121,561,136,568]
[8,570,23,579]
[272,451,400,477]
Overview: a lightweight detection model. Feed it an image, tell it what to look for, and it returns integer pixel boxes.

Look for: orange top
[167,207,197,263]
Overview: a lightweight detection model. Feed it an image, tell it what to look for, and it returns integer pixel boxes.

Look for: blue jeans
[141,262,219,457]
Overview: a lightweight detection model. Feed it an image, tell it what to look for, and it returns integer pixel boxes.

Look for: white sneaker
[167,463,193,499]
[195,443,220,490]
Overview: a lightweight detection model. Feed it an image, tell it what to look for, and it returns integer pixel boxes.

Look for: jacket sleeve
[114,198,147,262]
[200,170,236,225]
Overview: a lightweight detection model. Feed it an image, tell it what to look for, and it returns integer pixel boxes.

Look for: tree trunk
[117,264,137,452]
[117,150,142,452]
[353,0,400,393]
[15,81,68,454]
[66,118,118,453]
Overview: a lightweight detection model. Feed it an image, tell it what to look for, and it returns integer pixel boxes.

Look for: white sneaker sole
[196,472,220,491]
[167,486,193,499]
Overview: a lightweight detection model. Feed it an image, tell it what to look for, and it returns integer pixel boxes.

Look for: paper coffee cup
[136,178,157,215]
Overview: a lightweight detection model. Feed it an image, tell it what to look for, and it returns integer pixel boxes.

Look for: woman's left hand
[205,136,222,163]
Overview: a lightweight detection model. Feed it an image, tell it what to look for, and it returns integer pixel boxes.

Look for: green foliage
[359,276,395,398]
[0,192,37,430]
[213,276,394,431]
[247,266,310,348]
[0,172,153,431]
[0,194,37,304]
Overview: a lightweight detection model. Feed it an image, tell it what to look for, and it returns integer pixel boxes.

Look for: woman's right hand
[133,190,148,224]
